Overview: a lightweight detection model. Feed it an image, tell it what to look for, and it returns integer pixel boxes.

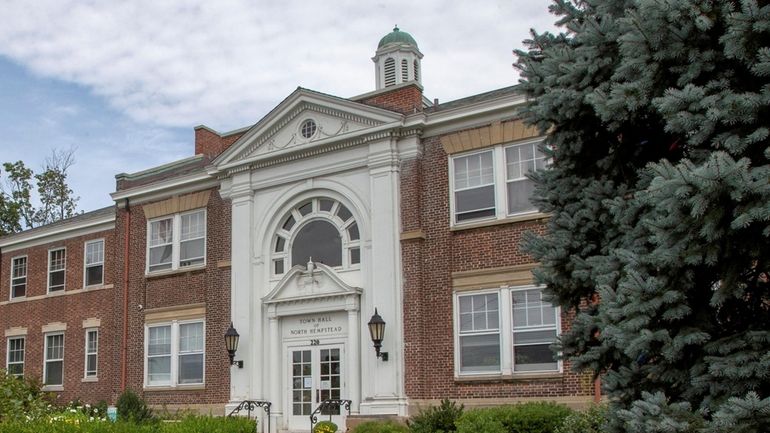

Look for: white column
[346,297,361,414]
[360,137,407,415]
[227,174,254,406]
[268,311,282,433]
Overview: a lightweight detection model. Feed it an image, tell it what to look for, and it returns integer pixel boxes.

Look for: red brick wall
[0,228,119,404]
[194,128,245,159]
[357,84,423,115]
[114,187,232,405]
[400,132,594,400]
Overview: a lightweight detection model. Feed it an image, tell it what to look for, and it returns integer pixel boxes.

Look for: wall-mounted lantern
[225,322,244,368]
[367,308,388,361]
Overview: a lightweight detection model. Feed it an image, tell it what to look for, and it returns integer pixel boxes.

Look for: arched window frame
[401,59,409,82]
[271,198,361,276]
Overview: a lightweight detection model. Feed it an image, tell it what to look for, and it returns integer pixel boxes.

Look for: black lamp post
[367,308,388,361]
[225,322,243,368]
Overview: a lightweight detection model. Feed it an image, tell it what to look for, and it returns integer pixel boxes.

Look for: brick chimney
[194,126,246,159]
[354,82,424,115]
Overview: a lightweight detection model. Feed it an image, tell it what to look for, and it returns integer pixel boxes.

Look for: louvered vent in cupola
[384,58,396,87]
[401,59,408,82]
[414,60,419,82]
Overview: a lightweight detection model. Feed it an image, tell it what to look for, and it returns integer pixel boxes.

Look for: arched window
[413,60,419,82]
[272,198,361,276]
[401,59,409,82]
[384,58,396,87]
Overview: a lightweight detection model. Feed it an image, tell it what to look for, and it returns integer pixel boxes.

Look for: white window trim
[145,209,207,275]
[10,255,27,299]
[271,198,361,279]
[6,336,25,377]
[453,288,503,375]
[453,285,561,378]
[143,319,205,388]
[449,137,546,227]
[83,239,105,288]
[84,328,98,379]
[43,332,65,388]
[47,247,66,293]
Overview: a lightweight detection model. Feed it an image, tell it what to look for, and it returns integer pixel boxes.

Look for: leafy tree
[34,148,79,225]
[0,148,79,234]
[516,1,770,432]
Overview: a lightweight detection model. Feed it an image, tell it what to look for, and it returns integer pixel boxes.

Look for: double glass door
[288,344,344,430]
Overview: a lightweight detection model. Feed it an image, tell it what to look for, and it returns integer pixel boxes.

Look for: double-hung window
[44,333,64,386]
[48,248,66,292]
[145,320,204,387]
[147,209,206,273]
[6,337,25,377]
[450,138,546,225]
[457,292,500,373]
[11,256,27,298]
[455,286,560,376]
[85,329,98,378]
[84,240,104,286]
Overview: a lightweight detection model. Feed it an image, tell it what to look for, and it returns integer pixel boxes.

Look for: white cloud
[0,0,558,131]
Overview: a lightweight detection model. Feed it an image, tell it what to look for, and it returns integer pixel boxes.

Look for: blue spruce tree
[516,1,770,431]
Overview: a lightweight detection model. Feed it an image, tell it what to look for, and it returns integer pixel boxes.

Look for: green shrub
[0,369,51,422]
[456,402,572,433]
[314,419,338,433]
[409,398,464,433]
[555,405,607,433]
[351,420,410,433]
[116,388,154,423]
[0,415,256,432]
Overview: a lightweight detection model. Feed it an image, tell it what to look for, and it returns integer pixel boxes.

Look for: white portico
[211,87,419,432]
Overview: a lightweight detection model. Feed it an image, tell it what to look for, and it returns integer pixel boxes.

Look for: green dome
[378,26,418,49]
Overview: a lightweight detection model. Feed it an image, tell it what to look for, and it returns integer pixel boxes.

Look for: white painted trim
[43,332,65,387]
[6,335,25,377]
[83,238,105,288]
[110,172,216,203]
[9,255,27,300]
[144,319,206,389]
[84,328,99,379]
[145,209,207,275]
[0,216,114,250]
[453,286,562,379]
[47,247,66,293]
[214,88,403,167]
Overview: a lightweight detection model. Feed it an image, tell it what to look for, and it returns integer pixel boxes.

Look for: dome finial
[393,25,399,32]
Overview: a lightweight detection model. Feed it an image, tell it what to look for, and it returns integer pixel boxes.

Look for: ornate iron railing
[309,399,351,431]
[228,400,272,433]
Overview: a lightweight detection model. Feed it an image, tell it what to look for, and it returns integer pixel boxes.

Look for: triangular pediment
[213,88,402,170]
[263,263,362,305]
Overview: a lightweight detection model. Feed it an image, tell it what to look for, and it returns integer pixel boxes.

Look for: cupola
[372,26,423,90]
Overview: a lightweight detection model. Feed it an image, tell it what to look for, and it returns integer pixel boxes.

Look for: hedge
[456,402,572,433]
[0,416,256,433]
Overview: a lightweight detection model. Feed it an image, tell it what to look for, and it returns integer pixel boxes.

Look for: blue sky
[0,0,557,213]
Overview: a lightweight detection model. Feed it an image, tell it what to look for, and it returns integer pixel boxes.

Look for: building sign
[283,312,346,339]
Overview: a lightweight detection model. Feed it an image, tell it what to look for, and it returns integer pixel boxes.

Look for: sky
[0,1,560,213]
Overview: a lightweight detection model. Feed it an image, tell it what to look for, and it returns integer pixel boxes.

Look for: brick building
[0,27,595,431]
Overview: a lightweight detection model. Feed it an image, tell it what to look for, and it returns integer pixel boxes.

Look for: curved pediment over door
[263,262,362,317]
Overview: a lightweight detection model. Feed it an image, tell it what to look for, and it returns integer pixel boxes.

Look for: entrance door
[287,344,344,431]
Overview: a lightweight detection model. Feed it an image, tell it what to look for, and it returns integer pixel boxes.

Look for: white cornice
[420,93,528,138]
[0,216,115,251]
[110,171,216,204]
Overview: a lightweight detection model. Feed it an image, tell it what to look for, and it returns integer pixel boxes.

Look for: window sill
[451,212,549,232]
[1,285,111,306]
[144,384,205,392]
[42,385,64,392]
[145,264,206,280]
[82,377,98,383]
[455,371,562,383]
